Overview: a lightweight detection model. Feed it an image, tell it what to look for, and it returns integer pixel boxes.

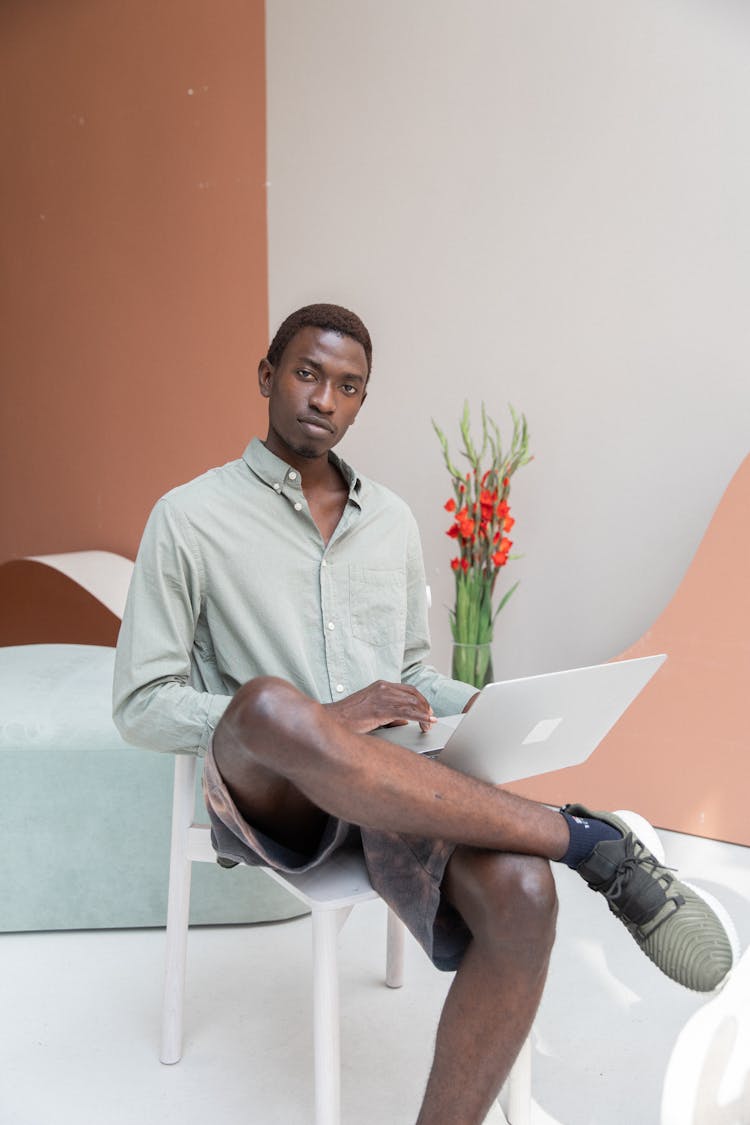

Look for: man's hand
[325,681,436,734]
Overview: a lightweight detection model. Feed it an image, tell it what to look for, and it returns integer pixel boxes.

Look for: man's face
[258,326,369,463]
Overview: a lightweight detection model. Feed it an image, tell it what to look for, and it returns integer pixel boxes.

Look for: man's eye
[342,384,358,395]
[297,369,314,380]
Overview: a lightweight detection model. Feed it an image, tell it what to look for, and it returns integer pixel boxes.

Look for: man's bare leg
[212,676,569,859]
[416,850,557,1125]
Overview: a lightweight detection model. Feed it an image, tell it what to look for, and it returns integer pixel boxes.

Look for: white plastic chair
[159,751,532,1125]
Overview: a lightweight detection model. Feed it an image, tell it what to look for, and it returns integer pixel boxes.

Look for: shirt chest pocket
[349,565,407,648]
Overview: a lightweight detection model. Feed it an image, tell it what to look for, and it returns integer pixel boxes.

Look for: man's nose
[309,380,336,413]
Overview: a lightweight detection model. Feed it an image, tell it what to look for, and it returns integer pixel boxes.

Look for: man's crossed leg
[210,676,734,1125]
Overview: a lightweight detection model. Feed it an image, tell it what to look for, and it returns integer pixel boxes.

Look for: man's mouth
[298,415,335,435]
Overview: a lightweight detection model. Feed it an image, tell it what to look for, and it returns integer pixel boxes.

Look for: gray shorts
[202,740,471,972]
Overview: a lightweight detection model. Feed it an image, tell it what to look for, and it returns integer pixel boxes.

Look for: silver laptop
[375,654,666,785]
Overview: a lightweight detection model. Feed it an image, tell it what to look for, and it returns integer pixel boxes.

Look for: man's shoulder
[149,456,249,526]
[157,457,249,516]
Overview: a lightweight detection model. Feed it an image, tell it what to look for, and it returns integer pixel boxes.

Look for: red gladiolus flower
[503,516,515,532]
[445,498,456,512]
[479,488,497,520]
[446,524,459,539]
[455,506,475,540]
[491,538,513,566]
[450,557,460,571]
[497,500,509,519]
[460,557,469,572]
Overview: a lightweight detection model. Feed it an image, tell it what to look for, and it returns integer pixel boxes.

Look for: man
[114,303,733,1125]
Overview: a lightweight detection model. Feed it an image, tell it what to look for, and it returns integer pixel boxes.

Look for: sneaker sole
[681,881,740,990]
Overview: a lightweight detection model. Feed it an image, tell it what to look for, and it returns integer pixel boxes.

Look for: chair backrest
[660,947,750,1124]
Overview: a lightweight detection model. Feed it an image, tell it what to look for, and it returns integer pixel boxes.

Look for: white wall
[266,0,750,679]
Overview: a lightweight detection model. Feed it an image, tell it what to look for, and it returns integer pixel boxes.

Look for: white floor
[4,830,749,1125]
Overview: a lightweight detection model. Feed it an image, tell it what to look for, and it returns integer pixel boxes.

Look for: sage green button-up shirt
[113,438,475,756]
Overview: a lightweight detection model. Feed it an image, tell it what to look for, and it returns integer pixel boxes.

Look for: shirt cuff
[199,694,232,756]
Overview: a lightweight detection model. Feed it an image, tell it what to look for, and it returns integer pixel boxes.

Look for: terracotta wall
[1,0,268,564]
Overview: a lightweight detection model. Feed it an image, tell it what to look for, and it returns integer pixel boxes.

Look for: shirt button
[273,483,281,492]
[327,621,335,630]
[293,502,302,512]
[335,684,344,693]
[321,559,327,568]
[288,471,298,481]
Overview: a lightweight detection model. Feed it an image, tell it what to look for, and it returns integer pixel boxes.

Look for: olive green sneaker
[564,803,735,992]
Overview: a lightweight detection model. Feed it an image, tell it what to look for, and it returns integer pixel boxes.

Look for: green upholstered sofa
[0,643,305,932]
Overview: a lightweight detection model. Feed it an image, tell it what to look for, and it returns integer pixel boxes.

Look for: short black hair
[266,303,373,374]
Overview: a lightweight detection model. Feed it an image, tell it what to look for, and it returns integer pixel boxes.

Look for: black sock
[558,807,622,869]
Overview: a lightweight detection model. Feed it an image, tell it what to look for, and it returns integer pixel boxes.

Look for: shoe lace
[606,838,680,927]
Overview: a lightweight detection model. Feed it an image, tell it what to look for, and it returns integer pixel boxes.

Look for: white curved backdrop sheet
[29,550,134,619]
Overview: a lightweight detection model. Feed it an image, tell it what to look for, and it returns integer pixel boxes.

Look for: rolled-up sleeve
[113,499,230,755]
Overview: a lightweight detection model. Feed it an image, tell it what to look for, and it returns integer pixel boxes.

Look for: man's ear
[258,357,273,398]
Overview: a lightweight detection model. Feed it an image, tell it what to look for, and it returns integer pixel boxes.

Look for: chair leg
[499,1033,532,1125]
[160,754,196,1065]
[385,908,406,988]
[312,906,348,1125]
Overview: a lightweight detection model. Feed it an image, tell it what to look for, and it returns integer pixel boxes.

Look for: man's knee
[502,855,558,935]
[224,675,315,731]
[212,677,330,849]
[215,676,318,765]
[447,850,558,948]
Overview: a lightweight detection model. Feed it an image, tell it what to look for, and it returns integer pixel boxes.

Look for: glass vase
[451,641,494,690]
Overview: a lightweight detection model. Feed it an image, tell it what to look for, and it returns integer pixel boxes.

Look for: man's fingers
[418,714,438,732]
[333,681,435,732]
[375,682,432,714]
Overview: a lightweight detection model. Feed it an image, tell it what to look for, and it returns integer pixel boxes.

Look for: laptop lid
[375,654,666,785]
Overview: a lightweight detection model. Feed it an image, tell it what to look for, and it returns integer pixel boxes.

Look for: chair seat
[187,819,378,909]
[263,846,380,910]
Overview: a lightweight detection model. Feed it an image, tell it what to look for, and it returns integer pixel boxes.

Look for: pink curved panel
[514,454,750,844]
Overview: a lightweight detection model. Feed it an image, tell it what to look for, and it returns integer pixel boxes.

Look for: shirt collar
[242,437,363,503]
